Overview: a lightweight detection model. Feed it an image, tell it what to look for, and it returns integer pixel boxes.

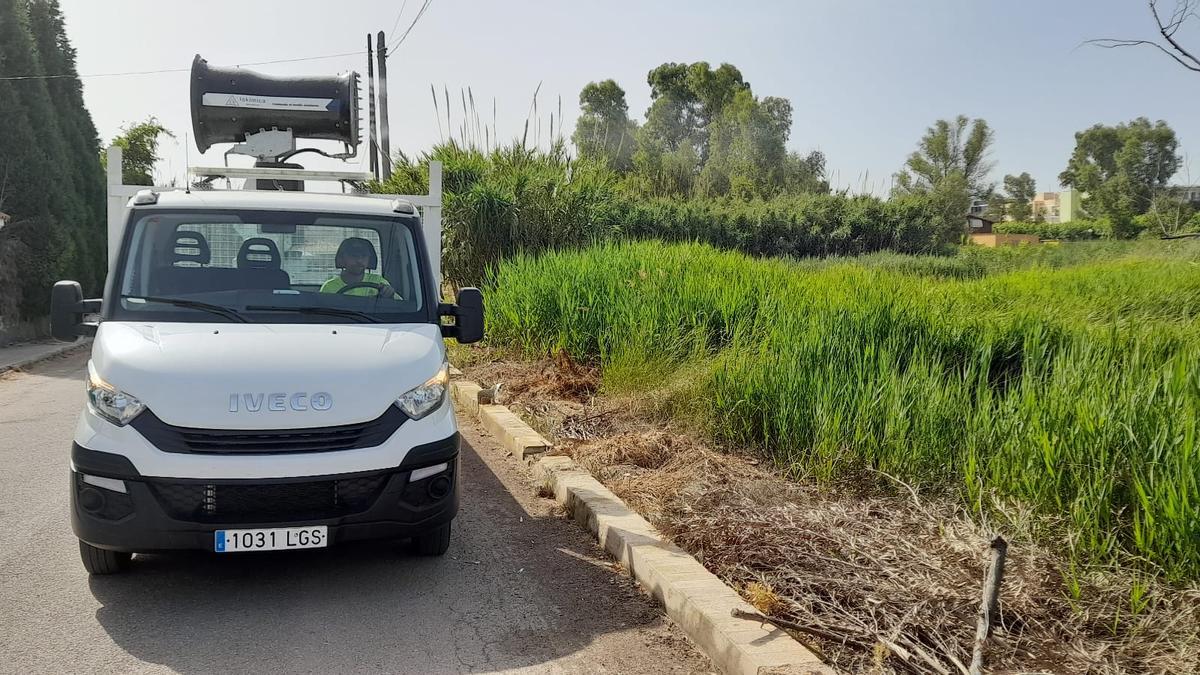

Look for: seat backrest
[171,230,211,266]
[237,238,282,269]
[236,237,291,290]
[148,230,213,295]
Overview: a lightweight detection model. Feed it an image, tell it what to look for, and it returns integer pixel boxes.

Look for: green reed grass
[484,240,1200,581]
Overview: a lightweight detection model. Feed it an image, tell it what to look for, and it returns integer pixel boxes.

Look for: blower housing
[189,54,360,154]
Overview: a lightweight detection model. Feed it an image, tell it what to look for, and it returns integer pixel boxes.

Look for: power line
[388,0,433,53]
[389,0,410,37]
[0,66,186,81]
[0,50,364,82]
[234,50,363,68]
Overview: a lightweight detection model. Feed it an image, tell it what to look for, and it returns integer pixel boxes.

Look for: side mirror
[439,287,484,344]
[50,281,99,342]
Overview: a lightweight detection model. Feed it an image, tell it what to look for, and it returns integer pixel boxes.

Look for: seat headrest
[172,230,211,265]
[237,237,282,269]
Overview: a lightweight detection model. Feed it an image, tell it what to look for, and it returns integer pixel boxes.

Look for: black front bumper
[71,434,460,553]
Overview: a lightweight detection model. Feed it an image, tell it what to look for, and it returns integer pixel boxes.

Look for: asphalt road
[0,351,709,674]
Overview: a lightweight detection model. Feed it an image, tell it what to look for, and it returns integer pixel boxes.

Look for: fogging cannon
[189,54,363,189]
[105,34,439,288]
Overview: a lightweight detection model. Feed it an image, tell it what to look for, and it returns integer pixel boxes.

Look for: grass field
[482,240,1200,582]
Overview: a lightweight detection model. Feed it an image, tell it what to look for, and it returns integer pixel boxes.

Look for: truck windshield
[111,210,429,324]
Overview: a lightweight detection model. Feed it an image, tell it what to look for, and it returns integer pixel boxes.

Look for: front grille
[132,406,407,454]
[149,474,389,523]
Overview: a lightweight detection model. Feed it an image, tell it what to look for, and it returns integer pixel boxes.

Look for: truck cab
[52,185,482,574]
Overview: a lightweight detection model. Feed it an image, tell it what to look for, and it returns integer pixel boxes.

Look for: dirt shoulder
[461,352,1200,675]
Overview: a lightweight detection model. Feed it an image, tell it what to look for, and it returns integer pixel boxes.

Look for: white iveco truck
[51,55,482,574]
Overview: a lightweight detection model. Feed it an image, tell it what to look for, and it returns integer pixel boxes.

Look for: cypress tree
[0,0,57,221]
[26,0,106,292]
[0,0,79,318]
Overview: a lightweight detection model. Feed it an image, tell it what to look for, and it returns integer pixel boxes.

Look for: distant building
[1031,192,1061,222]
[1028,189,1083,223]
[966,210,1040,246]
[970,232,1040,247]
[1167,185,1200,205]
[1059,189,1081,221]
[967,213,996,234]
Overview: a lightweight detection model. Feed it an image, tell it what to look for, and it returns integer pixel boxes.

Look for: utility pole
[376,31,392,181]
[367,35,379,181]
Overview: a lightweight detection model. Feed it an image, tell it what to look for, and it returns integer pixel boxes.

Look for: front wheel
[79,540,132,575]
[412,522,452,556]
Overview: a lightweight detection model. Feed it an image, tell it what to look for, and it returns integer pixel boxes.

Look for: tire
[412,521,452,556]
[79,540,132,575]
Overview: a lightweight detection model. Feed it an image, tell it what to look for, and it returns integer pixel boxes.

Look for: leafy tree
[627,142,701,199]
[984,193,1008,221]
[893,116,994,233]
[1002,172,1036,222]
[640,62,748,158]
[639,63,702,155]
[1145,192,1196,235]
[101,118,174,186]
[781,150,829,196]
[699,90,793,198]
[625,61,829,199]
[928,172,973,241]
[633,62,752,195]
[1059,118,1179,232]
[894,116,995,197]
[571,80,637,173]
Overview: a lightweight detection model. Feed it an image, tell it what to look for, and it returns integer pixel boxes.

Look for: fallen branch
[969,537,1008,675]
[731,608,869,649]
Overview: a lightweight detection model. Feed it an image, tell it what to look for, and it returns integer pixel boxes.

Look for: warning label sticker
[202,93,337,112]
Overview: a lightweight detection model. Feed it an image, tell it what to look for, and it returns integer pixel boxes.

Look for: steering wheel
[335,282,385,295]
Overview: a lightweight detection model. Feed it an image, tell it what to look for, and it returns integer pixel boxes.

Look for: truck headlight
[395,362,448,420]
[86,362,146,426]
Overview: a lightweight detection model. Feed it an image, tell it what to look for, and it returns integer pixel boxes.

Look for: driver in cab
[320,237,398,298]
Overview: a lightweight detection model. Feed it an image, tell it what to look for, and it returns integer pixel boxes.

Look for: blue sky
[60,0,1200,195]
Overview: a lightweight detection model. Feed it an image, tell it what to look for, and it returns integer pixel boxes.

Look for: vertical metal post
[376,31,392,181]
[366,35,379,181]
[426,160,443,292]
[105,146,125,274]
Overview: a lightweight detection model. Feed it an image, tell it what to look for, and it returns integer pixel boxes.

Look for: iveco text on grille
[228,392,334,412]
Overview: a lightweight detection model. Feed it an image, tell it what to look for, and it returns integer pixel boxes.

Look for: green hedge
[994,220,1105,240]
[373,143,961,285]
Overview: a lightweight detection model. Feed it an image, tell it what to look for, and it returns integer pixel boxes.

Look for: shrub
[373,143,960,284]
[994,220,1104,240]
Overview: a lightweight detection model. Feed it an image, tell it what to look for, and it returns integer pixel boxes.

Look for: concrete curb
[536,456,833,675]
[449,377,551,460]
[0,339,92,375]
[447,368,831,675]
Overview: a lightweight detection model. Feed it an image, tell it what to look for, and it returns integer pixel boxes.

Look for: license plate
[214,526,328,553]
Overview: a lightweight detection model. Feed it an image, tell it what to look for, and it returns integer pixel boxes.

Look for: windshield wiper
[123,295,248,323]
[244,305,382,323]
